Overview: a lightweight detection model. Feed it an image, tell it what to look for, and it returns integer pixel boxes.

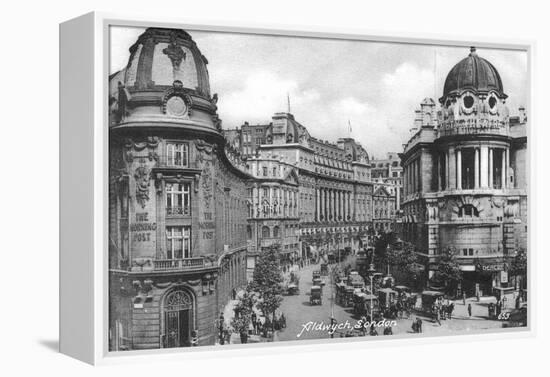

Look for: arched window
[262,226,270,238]
[273,226,280,238]
[458,204,479,218]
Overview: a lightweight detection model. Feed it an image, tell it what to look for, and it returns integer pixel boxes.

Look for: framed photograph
[60,12,532,364]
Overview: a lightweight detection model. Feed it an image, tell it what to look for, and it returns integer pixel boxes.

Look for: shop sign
[477,263,504,272]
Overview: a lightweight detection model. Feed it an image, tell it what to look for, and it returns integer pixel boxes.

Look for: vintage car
[343,286,356,307]
[312,270,321,281]
[420,290,445,313]
[313,277,323,288]
[320,263,329,276]
[378,287,398,308]
[310,286,322,305]
[335,282,347,305]
[347,272,365,289]
[286,282,299,295]
[353,291,379,317]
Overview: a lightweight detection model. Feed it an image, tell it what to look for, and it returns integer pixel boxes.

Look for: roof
[441,47,505,101]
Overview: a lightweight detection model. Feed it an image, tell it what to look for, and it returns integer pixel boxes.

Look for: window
[262,226,270,238]
[273,226,280,238]
[458,204,479,218]
[273,167,277,177]
[166,182,191,215]
[263,167,268,177]
[166,143,188,167]
[463,95,474,109]
[166,226,191,259]
[461,148,475,189]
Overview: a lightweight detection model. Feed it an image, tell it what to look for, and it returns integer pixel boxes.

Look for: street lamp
[367,263,377,320]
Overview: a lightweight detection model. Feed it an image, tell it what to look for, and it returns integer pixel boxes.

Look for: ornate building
[371,152,403,210]
[226,112,390,265]
[400,47,527,297]
[108,28,249,351]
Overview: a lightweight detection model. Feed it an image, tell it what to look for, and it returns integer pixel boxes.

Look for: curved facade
[108,28,248,351]
[400,48,527,297]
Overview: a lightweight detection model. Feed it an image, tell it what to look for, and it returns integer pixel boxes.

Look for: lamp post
[367,263,376,320]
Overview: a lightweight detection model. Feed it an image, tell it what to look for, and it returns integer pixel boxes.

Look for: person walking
[468,303,472,317]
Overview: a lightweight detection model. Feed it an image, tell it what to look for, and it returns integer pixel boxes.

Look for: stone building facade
[108,28,249,351]
[400,47,527,297]
[244,154,301,277]
[227,112,387,264]
[371,152,403,210]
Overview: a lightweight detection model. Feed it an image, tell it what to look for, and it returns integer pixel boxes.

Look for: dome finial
[470,46,477,55]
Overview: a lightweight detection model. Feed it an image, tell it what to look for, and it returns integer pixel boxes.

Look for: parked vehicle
[286,282,299,295]
[420,290,445,313]
[353,291,379,317]
[378,287,398,308]
[347,271,365,289]
[310,286,322,305]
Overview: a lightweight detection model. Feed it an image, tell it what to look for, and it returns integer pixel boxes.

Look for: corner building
[400,48,527,297]
[108,28,249,350]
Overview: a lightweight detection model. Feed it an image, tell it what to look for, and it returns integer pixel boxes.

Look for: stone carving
[163,33,186,71]
[134,164,151,208]
[201,161,213,208]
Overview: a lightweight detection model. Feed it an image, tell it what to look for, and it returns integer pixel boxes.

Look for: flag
[348,120,352,135]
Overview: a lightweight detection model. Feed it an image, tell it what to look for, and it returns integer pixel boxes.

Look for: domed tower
[437,46,510,192]
[108,28,249,351]
[110,28,220,133]
[401,47,527,297]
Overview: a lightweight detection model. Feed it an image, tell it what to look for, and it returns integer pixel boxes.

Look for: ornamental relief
[201,161,213,209]
[134,164,151,209]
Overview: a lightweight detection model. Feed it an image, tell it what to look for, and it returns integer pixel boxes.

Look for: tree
[509,248,527,289]
[230,287,257,343]
[432,248,462,296]
[386,242,422,287]
[250,244,284,330]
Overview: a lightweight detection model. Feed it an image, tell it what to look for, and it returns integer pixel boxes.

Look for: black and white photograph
[107,25,528,352]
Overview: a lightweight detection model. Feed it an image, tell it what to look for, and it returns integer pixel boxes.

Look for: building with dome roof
[108,28,250,351]
[400,47,527,298]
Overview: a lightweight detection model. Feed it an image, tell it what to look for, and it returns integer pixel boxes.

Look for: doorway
[163,289,193,348]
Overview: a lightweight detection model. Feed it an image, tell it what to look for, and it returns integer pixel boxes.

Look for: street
[275,260,507,342]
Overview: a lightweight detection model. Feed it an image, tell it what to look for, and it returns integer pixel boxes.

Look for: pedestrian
[369,323,378,336]
[383,326,393,335]
[416,318,423,333]
[468,303,472,317]
[435,309,441,326]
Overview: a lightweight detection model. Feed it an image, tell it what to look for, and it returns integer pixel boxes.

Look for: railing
[166,206,191,216]
[153,257,211,271]
[438,118,508,138]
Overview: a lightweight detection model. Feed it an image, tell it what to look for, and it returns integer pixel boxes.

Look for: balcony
[166,206,191,216]
[153,257,214,271]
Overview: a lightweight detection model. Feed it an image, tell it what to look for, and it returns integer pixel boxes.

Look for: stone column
[489,148,493,188]
[328,189,334,221]
[332,190,337,221]
[445,152,449,189]
[480,146,488,188]
[506,148,510,188]
[315,188,320,221]
[338,190,343,221]
[456,149,462,190]
[448,146,456,189]
[438,154,442,191]
[474,148,480,188]
[501,150,506,189]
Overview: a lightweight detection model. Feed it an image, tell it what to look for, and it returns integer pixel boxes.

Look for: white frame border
[74,11,535,365]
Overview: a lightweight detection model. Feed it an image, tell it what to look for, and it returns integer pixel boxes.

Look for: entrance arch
[161,287,195,348]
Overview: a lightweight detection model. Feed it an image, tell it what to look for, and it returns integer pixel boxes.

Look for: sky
[110,26,527,159]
